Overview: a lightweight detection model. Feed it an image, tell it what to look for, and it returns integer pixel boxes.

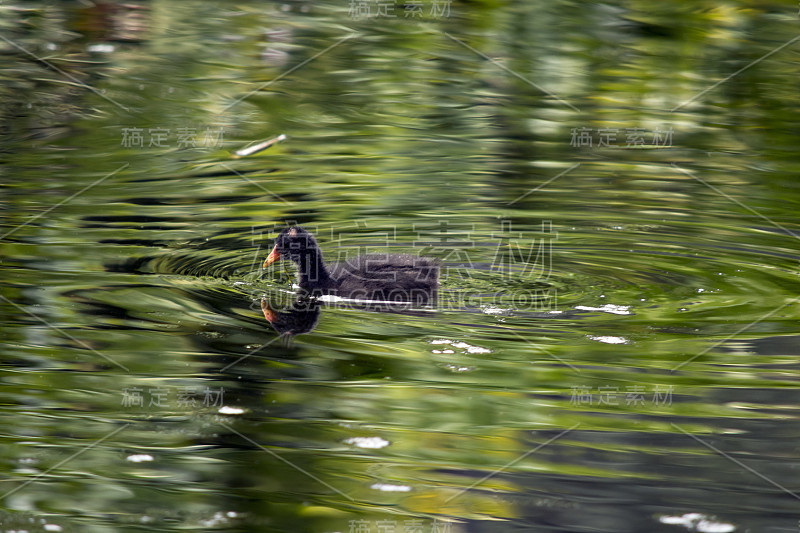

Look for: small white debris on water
[575,304,632,315]
[465,345,491,354]
[218,406,244,415]
[371,483,411,492]
[658,513,735,532]
[126,454,154,463]
[588,335,629,345]
[88,43,115,53]
[44,525,62,532]
[199,511,238,528]
[429,339,491,354]
[442,364,475,373]
[344,436,390,449]
[482,306,512,315]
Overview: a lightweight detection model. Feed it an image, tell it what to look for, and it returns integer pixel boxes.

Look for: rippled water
[2,1,800,532]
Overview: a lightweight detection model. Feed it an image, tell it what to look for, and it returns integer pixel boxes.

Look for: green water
[2,1,800,532]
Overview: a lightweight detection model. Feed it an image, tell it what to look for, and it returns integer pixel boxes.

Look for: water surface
[2,1,800,532]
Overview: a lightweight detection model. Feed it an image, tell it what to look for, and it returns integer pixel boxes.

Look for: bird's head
[263,226,319,267]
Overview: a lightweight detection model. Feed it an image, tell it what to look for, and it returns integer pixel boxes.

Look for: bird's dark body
[323,254,438,302]
[265,227,438,304]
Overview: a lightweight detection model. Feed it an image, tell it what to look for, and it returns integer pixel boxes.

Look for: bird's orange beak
[263,245,280,268]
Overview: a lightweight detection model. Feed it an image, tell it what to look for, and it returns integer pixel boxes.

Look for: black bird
[263,226,438,303]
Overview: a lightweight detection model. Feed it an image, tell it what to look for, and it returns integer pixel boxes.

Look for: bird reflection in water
[260,296,435,339]
[260,298,321,340]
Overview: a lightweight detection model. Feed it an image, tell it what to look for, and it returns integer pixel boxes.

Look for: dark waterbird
[263,226,439,303]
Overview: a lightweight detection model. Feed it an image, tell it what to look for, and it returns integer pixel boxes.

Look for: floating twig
[233,134,287,158]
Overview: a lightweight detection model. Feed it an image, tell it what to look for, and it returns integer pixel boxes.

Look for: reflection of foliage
[0,3,150,142]
[4,2,800,532]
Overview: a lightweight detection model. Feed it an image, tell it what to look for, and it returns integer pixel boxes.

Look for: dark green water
[2,1,800,532]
